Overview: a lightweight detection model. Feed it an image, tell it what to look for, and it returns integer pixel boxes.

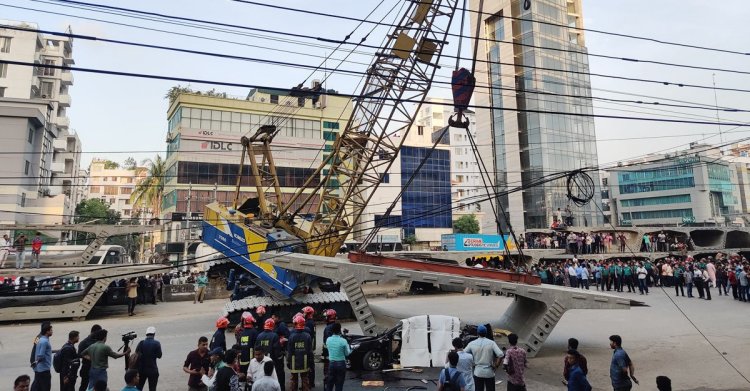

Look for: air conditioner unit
[41,94,48,99]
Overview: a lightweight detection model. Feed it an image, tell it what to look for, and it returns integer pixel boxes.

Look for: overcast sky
[3,0,749,169]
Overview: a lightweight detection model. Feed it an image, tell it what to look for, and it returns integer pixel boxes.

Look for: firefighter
[238,312,259,379]
[255,305,268,325]
[321,309,337,389]
[288,315,313,391]
[255,318,285,391]
[301,306,316,388]
[210,317,229,352]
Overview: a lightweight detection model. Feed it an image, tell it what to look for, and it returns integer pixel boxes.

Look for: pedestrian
[464,325,503,391]
[247,348,276,387]
[252,361,281,391]
[288,315,313,391]
[565,350,592,391]
[31,322,54,391]
[31,232,43,269]
[324,323,351,391]
[78,324,102,391]
[0,233,11,268]
[321,309,337,389]
[673,264,685,297]
[149,275,159,304]
[182,336,210,391]
[122,369,140,391]
[504,333,527,391]
[80,329,130,390]
[59,330,81,391]
[15,233,27,269]
[635,263,647,295]
[256,319,284,390]
[127,278,138,316]
[716,266,728,296]
[609,335,638,391]
[438,351,467,391]
[15,375,31,391]
[702,267,712,300]
[214,349,241,391]
[135,326,162,391]
[194,271,208,304]
[210,317,229,353]
[238,313,259,379]
[446,338,474,391]
[739,267,749,302]
[562,338,587,385]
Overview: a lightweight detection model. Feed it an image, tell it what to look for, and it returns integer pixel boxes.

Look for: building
[0,21,81,236]
[725,143,750,223]
[470,0,602,233]
[359,134,453,247]
[86,159,148,220]
[608,144,741,227]
[163,86,352,244]
[414,98,485,230]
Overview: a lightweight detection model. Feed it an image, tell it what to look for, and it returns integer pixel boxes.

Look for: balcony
[52,138,67,151]
[56,116,70,128]
[58,93,71,107]
[50,162,65,173]
[61,71,73,85]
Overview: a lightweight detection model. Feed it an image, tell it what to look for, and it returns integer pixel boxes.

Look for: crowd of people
[1,232,44,269]
[521,230,691,256]
[533,253,750,301]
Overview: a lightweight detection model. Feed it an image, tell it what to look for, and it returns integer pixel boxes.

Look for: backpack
[442,368,462,391]
[53,342,72,373]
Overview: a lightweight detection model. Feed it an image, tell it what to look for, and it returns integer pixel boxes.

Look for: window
[24,160,30,175]
[40,81,54,98]
[121,187,132,195]
[0,63,7,78]
[298,97,305,107]
[123,209,131,216]
[89,186,101,193]
[270,94,279,104]
[104,186,118,195]
[109,198,116,205]
[42,59,55,76]
[20,193,26,207]
[381,173,390,183]
[0,37,10,53]
[417,126,424,136]
[111,176,117,181]
[27,128,33,143]
[0,87,5,97]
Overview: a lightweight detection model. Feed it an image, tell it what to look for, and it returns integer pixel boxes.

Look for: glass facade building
[472,0,602,232]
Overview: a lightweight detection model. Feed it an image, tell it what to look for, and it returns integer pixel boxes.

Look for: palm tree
[130,155,167,223]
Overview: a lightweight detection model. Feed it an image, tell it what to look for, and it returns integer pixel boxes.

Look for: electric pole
[183,182,192,268]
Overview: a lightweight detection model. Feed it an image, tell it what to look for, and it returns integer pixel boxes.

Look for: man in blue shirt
[464,325,502,391]
[32,323,53,391]
[438,351,467,391]
[323,323,350,391]
[609,335,638,391]
[136,326,162,391]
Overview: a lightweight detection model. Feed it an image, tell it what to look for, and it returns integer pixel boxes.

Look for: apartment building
[86,159,148,220]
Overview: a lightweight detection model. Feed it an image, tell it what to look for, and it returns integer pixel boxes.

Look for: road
[1,287,749,390]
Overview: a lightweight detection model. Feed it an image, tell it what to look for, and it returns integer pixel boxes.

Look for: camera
[121,331,137,348]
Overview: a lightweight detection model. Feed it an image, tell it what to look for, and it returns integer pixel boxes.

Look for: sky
[2,0,750,169]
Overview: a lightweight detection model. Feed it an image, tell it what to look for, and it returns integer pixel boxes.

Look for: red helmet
[302,306,315,318]
[263,318,275,330]
[294,312,303,320]
[256,306,266,316]
[293,315,306,330]
[216,317,229,329]
[242,313,256,327]
[323,309,337,321]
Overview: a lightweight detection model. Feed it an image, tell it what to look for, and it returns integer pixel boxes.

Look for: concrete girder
[266,252,642,357]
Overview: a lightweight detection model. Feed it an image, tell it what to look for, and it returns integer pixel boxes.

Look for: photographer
[135,327,162,391]
[80,330,129,390]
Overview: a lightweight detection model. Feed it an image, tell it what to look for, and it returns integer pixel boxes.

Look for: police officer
[288,315,313,391]
[256,319,284,391]
[321,309,337,389]
[210,317,229,353]
[238,313,259,378]
[301,307,316,388]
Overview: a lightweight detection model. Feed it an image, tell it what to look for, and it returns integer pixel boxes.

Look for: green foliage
[453,214,480,234]
[402,235,417,245]
[130,155,166,219]
[102,160,120,169]
[123,157,137,170]
[74,198,121,224]
[165,85,227,104]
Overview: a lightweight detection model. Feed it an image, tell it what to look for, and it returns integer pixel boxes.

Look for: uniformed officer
[301,306,316,388]
[288,315,313,391]
[321,309,337,389]
[238,312,259,379]
[255,306,268,325]
[210,317,229,353]
[255,318,284,391]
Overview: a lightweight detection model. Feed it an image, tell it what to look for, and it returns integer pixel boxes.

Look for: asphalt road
[1,287,749,390]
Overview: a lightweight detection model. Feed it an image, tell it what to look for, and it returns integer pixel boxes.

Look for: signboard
[170,212,205,222]
[441,234,513,251]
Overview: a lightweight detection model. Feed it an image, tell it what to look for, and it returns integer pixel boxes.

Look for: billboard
[441,233,515,251]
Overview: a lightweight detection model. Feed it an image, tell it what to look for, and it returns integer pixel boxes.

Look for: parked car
[345,316,495,371]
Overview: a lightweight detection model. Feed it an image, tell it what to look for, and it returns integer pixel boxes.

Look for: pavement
[1,286,749,390]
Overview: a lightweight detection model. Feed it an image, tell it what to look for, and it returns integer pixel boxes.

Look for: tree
[102,160,120,169]
[453,214,480,234]
[402,235,417,245]
[74,198,121,224]
[123,157,137,170]
[130,154,167,223]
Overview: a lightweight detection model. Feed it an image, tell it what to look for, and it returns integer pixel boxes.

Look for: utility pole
[213,182,218,202]
[183,182,192,268]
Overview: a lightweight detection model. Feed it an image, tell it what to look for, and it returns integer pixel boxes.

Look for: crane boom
[279,0,460,256]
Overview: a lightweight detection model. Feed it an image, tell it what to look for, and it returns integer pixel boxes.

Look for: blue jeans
[16,250,26,269]
[324,361,346,391]
[638,278,647,294]
[87,367,107,390]
[687,283,693,297]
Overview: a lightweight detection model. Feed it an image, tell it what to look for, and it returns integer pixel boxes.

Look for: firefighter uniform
[304,317,316,387]
[287,328,313,391]
[238,326,258,375]
[256,327,285,391]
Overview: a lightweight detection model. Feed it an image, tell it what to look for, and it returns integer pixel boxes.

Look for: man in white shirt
[247,348,276,385]
[636,263,648,295]
[251,360,281,391]
[464,325,503,391]
[567,264,578,288]
[0,234,11,268]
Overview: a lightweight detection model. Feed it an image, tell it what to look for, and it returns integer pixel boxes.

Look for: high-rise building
[86,159,149,220]
[470,0,602,233]
[163,86,352,244]
[0,21,81,237]
[414,98,485,230]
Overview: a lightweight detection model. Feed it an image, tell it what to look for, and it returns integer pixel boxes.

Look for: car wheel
[362,350,384,371]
